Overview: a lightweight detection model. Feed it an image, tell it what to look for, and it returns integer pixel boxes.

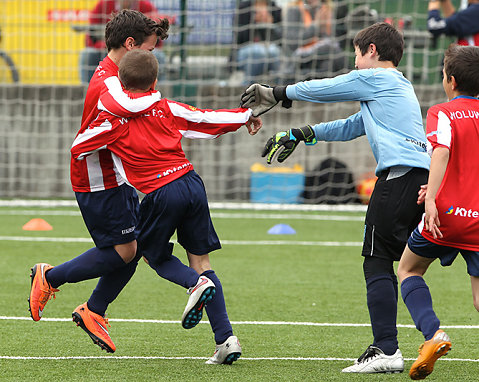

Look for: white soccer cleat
[181,276,215,329]
[205,335,242,365]
[342,345,404,374]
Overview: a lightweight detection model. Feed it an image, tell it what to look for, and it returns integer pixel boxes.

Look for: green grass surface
[1,205,478,381]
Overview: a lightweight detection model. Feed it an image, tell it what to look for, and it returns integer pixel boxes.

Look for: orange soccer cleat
[72,302,116,353]
[28,263,59,321]
[409,329,451,380]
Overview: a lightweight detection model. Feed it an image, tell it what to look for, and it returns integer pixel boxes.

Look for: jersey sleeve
[425,104,452,156]
[71,111,126,160]
[98,76,162,117]
[165,100,252,139]
[285,70,377,103]
[312,111,366,141]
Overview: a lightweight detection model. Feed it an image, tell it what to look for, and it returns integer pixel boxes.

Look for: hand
[245,115,262,135]
[240,84,278,117]
[417,184,427,204]
[262,125,316,164]
[424,198,443,239]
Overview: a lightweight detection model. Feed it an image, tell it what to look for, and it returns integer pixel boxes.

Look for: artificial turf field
[1,203,478,381]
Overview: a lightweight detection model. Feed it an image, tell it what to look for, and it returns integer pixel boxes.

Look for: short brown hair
[444,44,479,97]
[119,50,159,90]
[353,22,404,67]
[105,9,169,51]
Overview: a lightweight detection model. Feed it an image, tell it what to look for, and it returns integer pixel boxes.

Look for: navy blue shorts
[408,227,479,277]
[75,183,140,248]
[137,171,221,268]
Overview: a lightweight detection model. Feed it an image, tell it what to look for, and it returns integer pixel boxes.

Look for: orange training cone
[22,218,53,231]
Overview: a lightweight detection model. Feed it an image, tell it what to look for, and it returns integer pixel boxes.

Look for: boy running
[241,22,430,373]
[28,10,170,353]
[71,49,261,364]
[397,44,479,380]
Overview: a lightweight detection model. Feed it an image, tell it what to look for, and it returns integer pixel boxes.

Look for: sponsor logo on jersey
[447,205,479,218]
[157,162,192,178]
[405,137,427,151]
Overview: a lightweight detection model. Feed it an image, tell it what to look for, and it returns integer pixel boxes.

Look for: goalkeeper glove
[262,125,317,164]
[240,84,292,117]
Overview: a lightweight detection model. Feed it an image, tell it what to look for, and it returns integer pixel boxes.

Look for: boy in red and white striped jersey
[398,44,479,380]
[72,49,261,364]
[29,10,169,354]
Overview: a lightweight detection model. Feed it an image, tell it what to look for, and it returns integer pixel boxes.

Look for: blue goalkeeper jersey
[285,68,430,175]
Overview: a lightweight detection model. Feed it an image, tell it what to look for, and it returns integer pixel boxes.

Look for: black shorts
[362,167,428,261]
[75,183,140,248]
[137,171,221,268]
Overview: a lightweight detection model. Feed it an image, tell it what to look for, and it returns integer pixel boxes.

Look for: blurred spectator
[427,0,479,46]
[281,0,347,82]
[234,0,283,85]
[80,0,172,83]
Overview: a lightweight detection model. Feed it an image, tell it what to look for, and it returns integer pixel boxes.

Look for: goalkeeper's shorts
[362,167,428,261]
[137,170,221,268]
[75,183,140,248]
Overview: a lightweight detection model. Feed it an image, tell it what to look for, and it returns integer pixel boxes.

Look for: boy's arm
[71,111,125,160]
[98,76,162,118]
[241,71,375,117]
[424,146,449,239]
[166,99,255,138]
[262,112,365,164]
[423,104,451,238]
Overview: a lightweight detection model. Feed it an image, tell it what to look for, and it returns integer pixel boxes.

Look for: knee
[114,241,137,263]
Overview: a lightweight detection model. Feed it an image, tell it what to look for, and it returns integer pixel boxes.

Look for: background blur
[0,0,462,203]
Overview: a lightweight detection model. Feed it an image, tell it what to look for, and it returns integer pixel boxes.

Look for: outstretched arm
[167,99,255,139]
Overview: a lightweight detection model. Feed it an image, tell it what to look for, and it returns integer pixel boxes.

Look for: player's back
[425,96,479,249]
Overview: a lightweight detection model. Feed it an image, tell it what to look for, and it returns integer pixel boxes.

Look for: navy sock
[152,255,199,289]
[46,247,126,288]
[401,275,440,340]
[202,270,233,344]
[87,259,139,316]
[366,273,398,355]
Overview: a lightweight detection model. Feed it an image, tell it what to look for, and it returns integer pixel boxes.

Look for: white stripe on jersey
[86,152,106,192]
[167,101,252,124]
[112,153,131,187]
[179,130,219,139]
[426,110,452,156]
[102,76,162,113]
[72,119,113,159]
[436,110,452,147]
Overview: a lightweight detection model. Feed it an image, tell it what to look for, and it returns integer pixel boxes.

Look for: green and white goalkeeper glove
[240,84,292,117]
[262,125,317,164]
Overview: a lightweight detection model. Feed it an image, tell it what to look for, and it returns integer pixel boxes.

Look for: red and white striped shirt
[71,56,160,192]
[420,96,479,250]
[71,80,252,194]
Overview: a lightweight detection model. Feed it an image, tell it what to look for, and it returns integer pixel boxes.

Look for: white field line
[2,316,479,329]
[0,236,362,246]
[0,199,368,212]
[1,317,478,362]
[0,209,365,222]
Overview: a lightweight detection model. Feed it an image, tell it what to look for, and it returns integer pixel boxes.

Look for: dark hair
[444,44,479,97]
[353,22,404,67]
[105,9,169,51]
[119,50,159,90]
